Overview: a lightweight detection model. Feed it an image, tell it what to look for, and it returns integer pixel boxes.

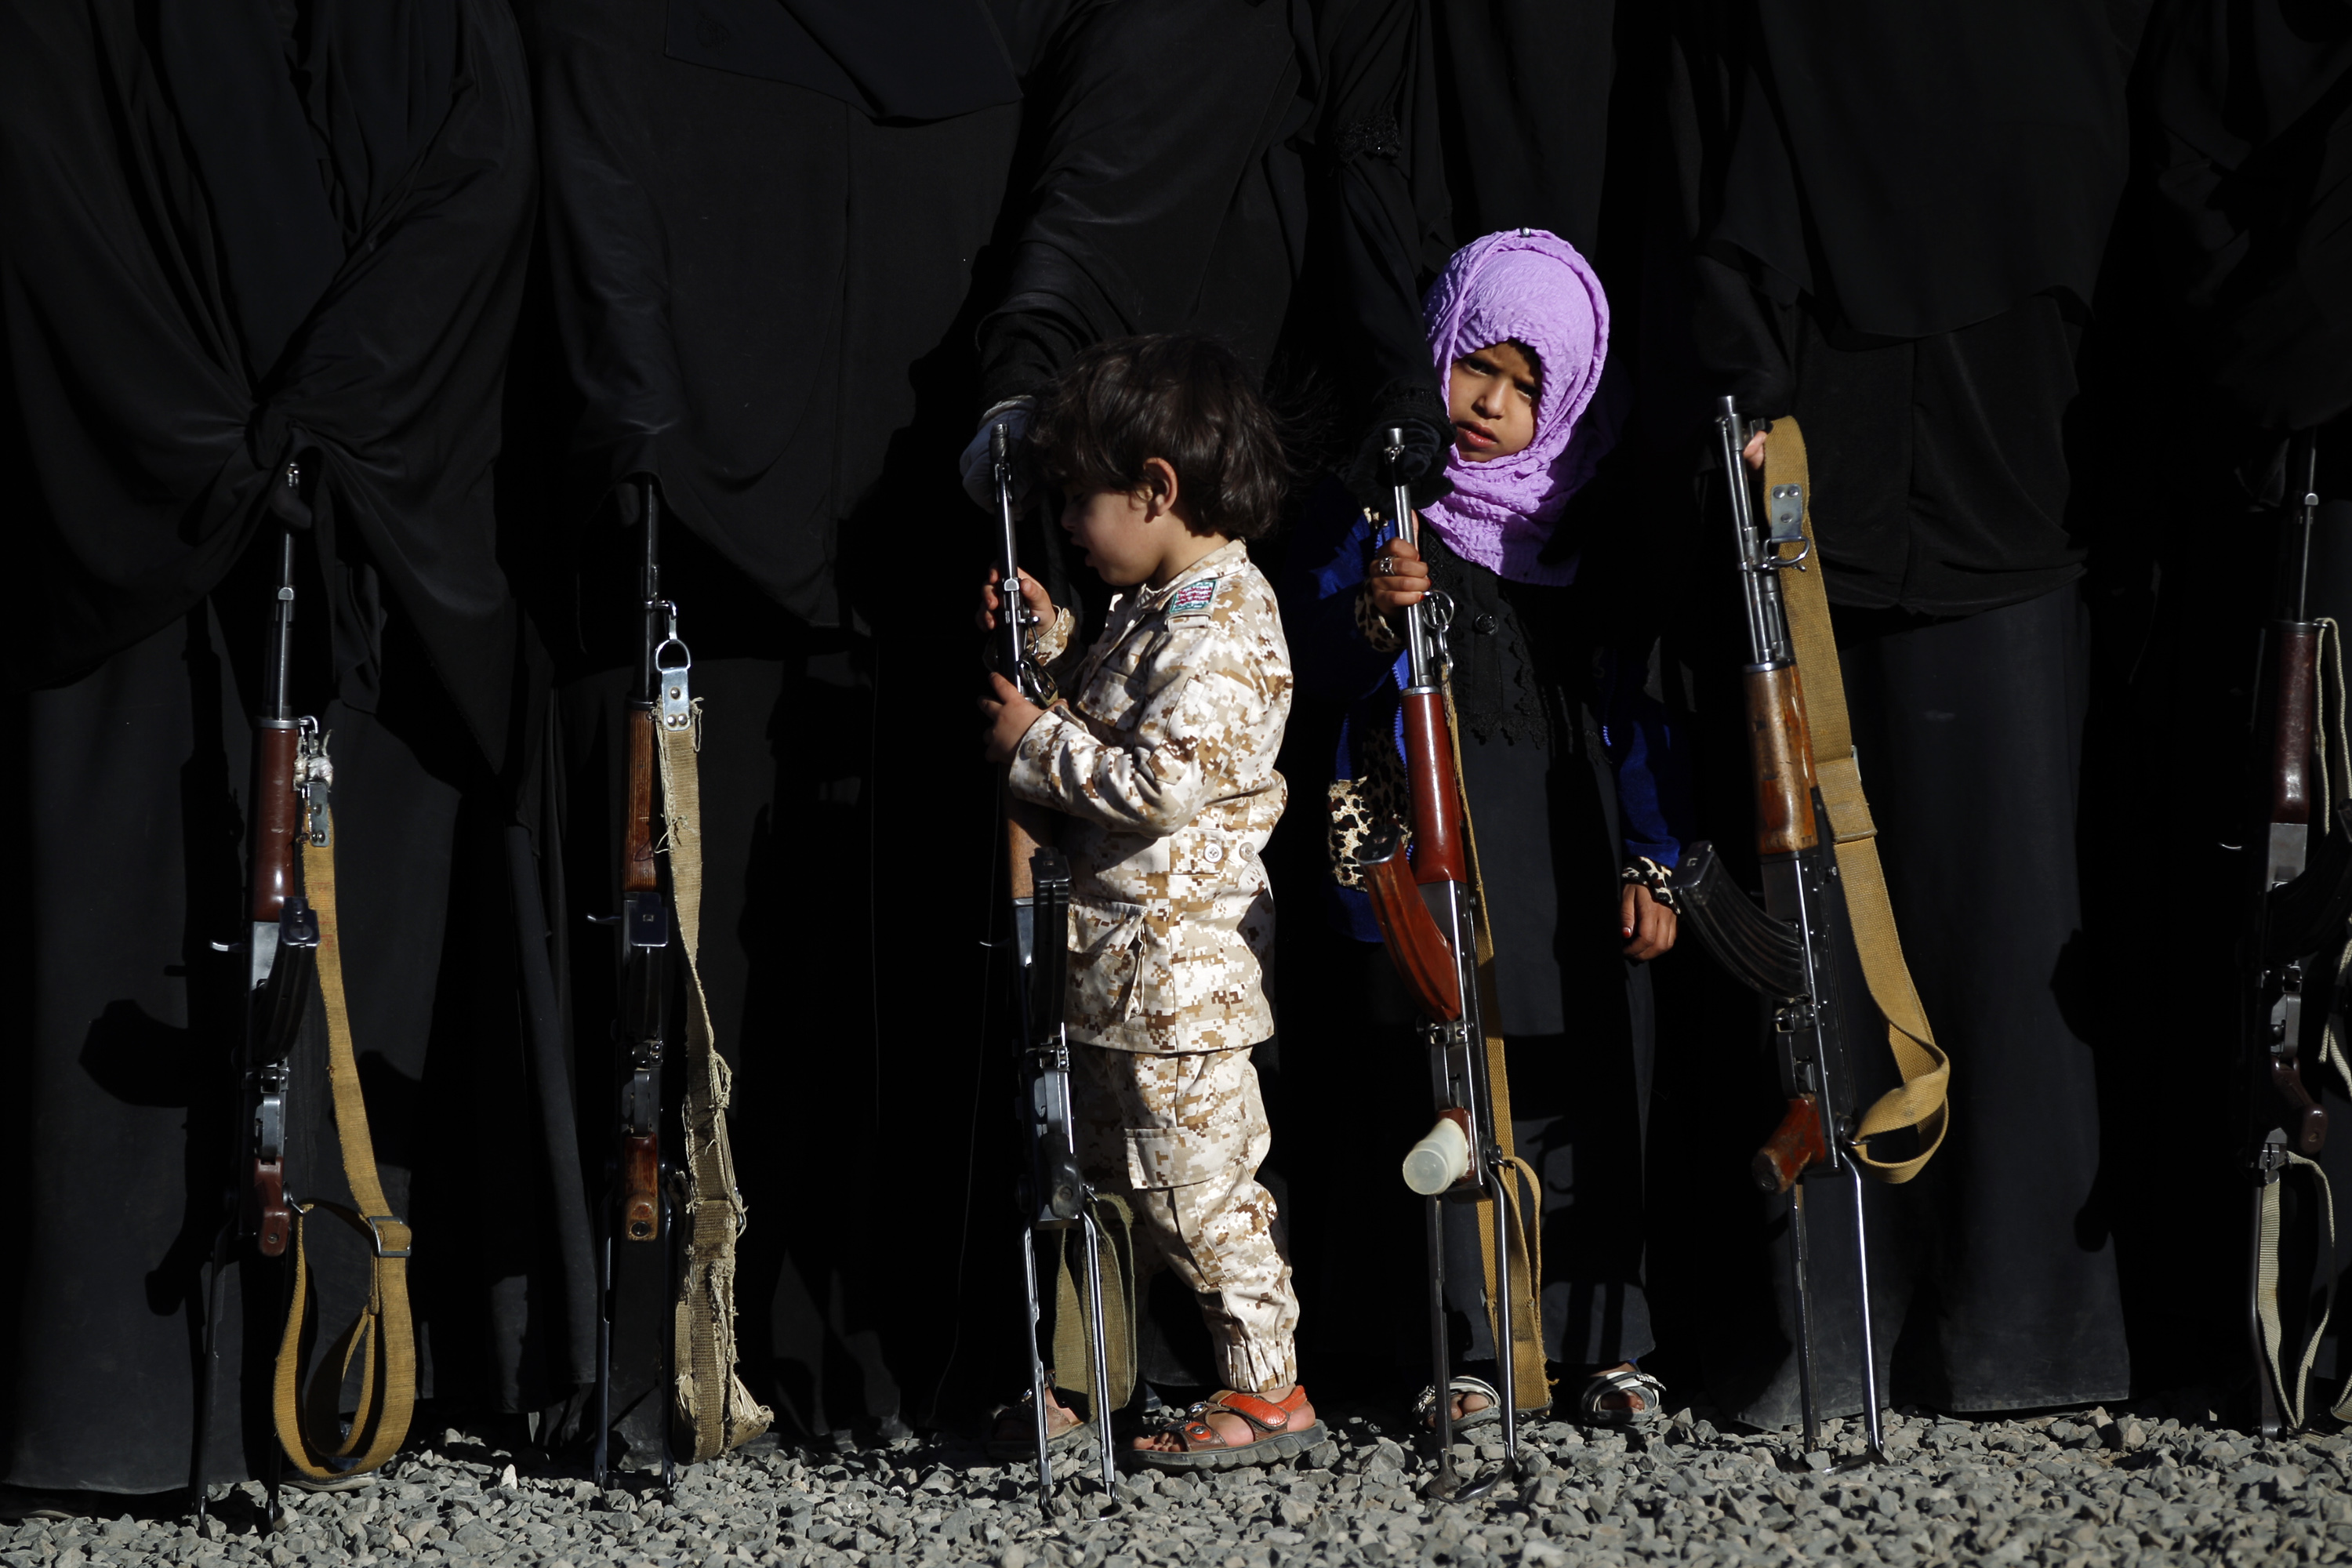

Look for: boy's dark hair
[1029,334,1287,541]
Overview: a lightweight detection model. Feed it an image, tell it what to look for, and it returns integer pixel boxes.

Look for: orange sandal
[1128,1386,1328,1472]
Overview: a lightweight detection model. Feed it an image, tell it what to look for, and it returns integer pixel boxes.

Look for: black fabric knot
[1334,111,1403,164]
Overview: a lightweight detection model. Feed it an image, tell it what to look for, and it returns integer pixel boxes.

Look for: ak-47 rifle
[1356,427,1523,1502]
[1667,397,1886,1465]
[194,464,325,1515]
[2241,433,2352,1436]
[595,482,686,1487]
[987,422,1115,1504]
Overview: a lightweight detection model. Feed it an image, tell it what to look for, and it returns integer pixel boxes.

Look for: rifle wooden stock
[1400,690,1468,885]
[1361,838,1463,1022]
[251,722,300,921]
[2270,625,2319,826]
[623,706,659,895]
[1744,663,1819,857]
[1752,1094,1829,1195]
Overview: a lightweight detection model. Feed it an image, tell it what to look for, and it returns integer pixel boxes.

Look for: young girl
[1282,228,1689,1427]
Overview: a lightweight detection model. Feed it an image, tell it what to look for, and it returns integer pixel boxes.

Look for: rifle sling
[1766,420,1951,1184]
[1443,688,1552,1414]
[658,710,776,1462]
[1051,1196,1138,1410]
[273,793,416,1480]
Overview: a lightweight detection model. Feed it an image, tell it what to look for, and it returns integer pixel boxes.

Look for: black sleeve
[976,0,1303,407]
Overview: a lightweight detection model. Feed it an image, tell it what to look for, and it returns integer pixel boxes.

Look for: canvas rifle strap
[659,710,776,1461]
[274,776,417,1480]
[1051,1196,1138,1411]
[2254,1151,2339,1430]
[2298,615,2352,1425]
[1766,421,1951,1183]
[1444,689,1552,1414]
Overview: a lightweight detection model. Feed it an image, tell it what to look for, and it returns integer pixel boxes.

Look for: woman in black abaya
[1667,0,2140,1424]
[0,0,554,1495]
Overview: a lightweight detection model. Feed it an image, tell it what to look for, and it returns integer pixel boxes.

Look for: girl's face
[1447,340,1541,463]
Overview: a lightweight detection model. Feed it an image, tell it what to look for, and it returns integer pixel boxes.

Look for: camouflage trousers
[1072,1043,1300,1392]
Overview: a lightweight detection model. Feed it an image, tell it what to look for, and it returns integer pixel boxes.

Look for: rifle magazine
[1671,843,1806,999]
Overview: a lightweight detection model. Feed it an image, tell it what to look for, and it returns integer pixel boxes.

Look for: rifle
[988,422,1116,1504]
[194,466,324,1515]
[594,481,684,1487]
[1666,397,1885,1465]
[2242,433,2352,1436]
[1355,426,1523,1501]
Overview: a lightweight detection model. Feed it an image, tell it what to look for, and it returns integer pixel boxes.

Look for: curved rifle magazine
[1671,841,1807,1000]
[2265,815,2352,971]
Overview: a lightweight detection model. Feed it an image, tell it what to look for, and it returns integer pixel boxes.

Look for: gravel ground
[5,1403,2349,1568]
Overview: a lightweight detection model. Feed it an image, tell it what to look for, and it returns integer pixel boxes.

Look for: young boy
[977,333,1316,1468]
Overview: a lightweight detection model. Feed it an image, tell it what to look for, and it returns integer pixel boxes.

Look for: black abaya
[0,0,549,1492]
[1709,587,2129,1425]
[525,0,1025,1440]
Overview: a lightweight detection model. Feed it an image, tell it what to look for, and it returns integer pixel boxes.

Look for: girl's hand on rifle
[1621,883,1678,961]
[978,671,1047,764]
[1742,428,1768,470]
[977,566,1054,634]
[1369,535,1431,622]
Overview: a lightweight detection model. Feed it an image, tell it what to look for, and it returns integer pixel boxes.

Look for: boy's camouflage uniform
[1008,537,1299,1392]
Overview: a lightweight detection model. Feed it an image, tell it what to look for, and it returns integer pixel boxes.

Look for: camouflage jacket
[1008,538,1293,1052]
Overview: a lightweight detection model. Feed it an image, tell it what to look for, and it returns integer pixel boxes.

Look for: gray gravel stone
[10,1404,2352,1566]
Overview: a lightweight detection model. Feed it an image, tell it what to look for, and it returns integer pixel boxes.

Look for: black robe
[0,0,548,1493]
[2081,0,2352,1407]
[524,0,1027,1445]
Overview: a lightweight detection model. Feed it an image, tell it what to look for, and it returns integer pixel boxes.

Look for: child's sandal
[1127,1387,1327,1472]
[1413,1374,1549,1433]
[982,1388,1096,1461]
[1577,1365,1667,1428]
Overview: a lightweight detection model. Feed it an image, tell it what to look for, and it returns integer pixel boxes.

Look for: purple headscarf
[1418,229,1611,586]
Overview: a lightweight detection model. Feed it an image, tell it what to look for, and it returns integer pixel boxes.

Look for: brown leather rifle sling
[1763,420,1950,1181]
[272,747,417,1479]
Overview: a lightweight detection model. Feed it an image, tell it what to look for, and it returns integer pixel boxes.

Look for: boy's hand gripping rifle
[1668,398,1888,1465]
[1355,428,1525,1502]
[593,483,689,1487]
[2241,433,2352,1436]
[989,423,1116,1502]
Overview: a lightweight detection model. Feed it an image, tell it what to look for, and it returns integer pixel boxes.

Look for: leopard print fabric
[1327,750,1412,889]
[1354,581,1405,655]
